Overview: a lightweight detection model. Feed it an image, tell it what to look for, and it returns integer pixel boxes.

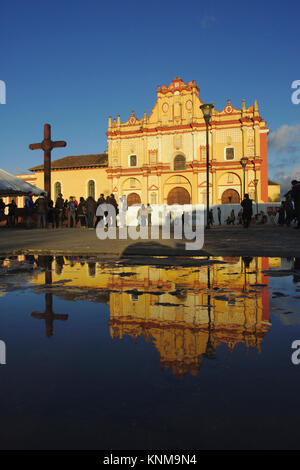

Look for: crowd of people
[1,179,300,230]
[207,180,300,229]
[22,192,120,229]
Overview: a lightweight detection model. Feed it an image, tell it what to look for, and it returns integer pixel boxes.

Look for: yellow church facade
[107,77,270,206]
[16,77,278,206]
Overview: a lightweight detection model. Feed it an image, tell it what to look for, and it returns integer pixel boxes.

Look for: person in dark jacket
[47,200,55,228]
[291,180,300,229]
[0,198,5,222]
[76,197,87,227]
[96,193,106,226]
[68,197,78,228]
[35,192,48,228]
[241,194,253,228]
[55,193,64,228]
[86,196,97,228]
[284,194,295,226]
[6,199,17,226]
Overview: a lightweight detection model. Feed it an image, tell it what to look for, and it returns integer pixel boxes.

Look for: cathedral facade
[106,77,270,207]
[20,77,278,206]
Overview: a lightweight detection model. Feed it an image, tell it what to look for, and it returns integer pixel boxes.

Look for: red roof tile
[30,154,108,171]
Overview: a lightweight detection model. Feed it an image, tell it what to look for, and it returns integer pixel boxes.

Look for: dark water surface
[0,255,300,450]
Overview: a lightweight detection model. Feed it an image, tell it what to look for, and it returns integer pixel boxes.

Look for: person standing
[109,193,118,227]
[47,200,55,228]
[291,180,300,229]
[96,193,106,226]
[0,198,5,222]
[147,203,152,226]
[139,204,148,226]
[25,192,34,228]
[35,192,48,228]
[55,193,64,228]
[284,194,294,226]
[77,197,87,227]
[6,199,17,226]
[68,197,77,228]
[217,207,221,225]
[241,194,253,228]
[86,196,97,228]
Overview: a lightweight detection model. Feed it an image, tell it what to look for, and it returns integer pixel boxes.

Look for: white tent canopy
[0,169,44,197]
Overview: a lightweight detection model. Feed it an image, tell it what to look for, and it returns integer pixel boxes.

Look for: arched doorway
[127,192,141,206]
[221,189,240,204]
[167,187,190,205]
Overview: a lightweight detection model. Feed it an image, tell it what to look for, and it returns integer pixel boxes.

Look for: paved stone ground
[0,225,299,258]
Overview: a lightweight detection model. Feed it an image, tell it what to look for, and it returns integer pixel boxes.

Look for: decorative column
[254,126,260,156]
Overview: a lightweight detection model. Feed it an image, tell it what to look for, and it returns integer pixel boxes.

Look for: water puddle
[0,255,299,449]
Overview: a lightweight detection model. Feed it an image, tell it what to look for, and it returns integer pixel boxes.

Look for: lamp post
[254,178,259,214]
[200,103,214,228]
[240,156,249,198]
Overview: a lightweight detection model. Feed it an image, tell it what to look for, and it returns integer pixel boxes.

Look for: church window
[174,136,181,148]
[87,180,95,199]
[225,147,235,160]
[54,182,62,200]
[151,193,157,204]
[174,154,186,170]
[129,154,137,167]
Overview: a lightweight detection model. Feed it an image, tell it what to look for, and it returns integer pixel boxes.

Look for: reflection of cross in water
[31,293,68,338]
[31,268,68,338]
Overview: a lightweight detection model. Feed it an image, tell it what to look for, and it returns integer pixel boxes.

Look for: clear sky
[1,0,300,191]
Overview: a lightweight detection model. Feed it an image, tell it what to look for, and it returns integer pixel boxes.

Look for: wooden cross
[29,123,67,200]
[31,267,68,338]
[31,293,69,338]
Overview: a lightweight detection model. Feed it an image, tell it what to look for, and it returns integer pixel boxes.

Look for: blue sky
[1,0,299,190]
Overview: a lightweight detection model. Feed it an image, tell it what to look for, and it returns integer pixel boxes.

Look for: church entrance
[127,192,141,206]
[221,189,240,204]
[167,187,190,205]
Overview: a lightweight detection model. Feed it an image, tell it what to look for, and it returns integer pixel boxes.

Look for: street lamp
[200,103,214,228]
[240,156,249,198]
[253,178,259,214]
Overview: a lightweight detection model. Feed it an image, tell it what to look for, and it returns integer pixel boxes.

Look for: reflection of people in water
[25,254,35,265]
[293,258,300,283]
[88,262,96,277]
[55,256,64,275]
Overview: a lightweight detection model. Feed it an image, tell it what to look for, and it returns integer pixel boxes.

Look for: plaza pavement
[0,225,299,258]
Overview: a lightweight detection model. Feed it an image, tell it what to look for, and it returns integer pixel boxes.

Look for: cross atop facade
[29,123,67,200]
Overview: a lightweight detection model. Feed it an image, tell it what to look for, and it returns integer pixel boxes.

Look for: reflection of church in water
[25,255,279,378]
